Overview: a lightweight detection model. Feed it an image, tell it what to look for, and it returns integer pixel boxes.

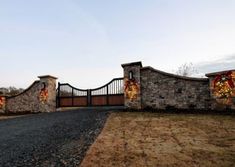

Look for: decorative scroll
[124,78,139,100]
[0,96,6,109]
[212,71,235,105]
[39,83,48,103]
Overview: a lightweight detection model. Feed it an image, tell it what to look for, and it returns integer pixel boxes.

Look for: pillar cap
[38,75,58,80]
[121,61,142,68]
[205,69,235,77]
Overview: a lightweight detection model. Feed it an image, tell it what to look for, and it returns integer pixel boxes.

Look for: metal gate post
[57,82,61,108]
[72,87,74,106]
[87,89,91,106]
[106,86,109,105]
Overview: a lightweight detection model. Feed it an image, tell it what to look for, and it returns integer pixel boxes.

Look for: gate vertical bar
[87,89,91,106]
[87,89,89,106]
[106,85,109,105]
[72,87,74,106]
[57,82,61,108]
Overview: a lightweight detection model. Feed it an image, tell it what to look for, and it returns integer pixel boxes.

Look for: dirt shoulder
[0,115,26,120]
[80,112,235,167]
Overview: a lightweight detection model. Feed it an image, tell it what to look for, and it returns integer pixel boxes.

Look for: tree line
[0,87,24,96]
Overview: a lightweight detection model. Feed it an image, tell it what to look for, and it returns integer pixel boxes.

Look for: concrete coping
[121,61,143,68]
[205,69,235,77]
[38,75,58,80]
[142,66,209,81]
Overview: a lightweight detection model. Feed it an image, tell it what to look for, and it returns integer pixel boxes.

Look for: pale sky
[0,0,235,89]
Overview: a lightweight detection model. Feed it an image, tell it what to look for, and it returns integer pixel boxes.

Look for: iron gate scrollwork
[57,78,124,107]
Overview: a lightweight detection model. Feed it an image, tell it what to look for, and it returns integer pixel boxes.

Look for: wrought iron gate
[56,78,124,107]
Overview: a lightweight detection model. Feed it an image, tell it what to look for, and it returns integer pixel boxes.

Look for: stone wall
[6,81,40,113]
[3,75,57,114]
[122,61,235,111]
[141,67,211,110]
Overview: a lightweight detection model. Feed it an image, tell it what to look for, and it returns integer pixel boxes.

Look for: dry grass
[80,112,235,167]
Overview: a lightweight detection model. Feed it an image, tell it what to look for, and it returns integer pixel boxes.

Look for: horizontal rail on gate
[91,94,124,97]
[58,77,123,93]
[57,95,87,98]
[90,77,124,91]
[58,83,88,91]
[88,104,124,107]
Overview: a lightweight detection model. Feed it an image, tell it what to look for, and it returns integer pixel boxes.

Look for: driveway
[0,108,110,167]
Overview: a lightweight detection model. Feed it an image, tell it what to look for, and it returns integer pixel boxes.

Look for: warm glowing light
[124,78,139,100]
[0,96,6,109]
[39,84,49,103]
[212,71,235,105]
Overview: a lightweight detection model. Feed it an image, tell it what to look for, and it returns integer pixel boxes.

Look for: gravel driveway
[0,108,110,167]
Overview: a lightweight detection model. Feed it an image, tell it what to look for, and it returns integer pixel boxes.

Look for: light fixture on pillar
[129,71,134,80]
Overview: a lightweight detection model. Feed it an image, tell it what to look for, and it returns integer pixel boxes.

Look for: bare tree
[176,63,197,77]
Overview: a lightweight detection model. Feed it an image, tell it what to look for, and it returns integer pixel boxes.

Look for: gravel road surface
[0,108,110,167]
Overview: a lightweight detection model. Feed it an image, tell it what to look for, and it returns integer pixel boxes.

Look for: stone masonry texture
[141,67,211,110]
[38,76,57,113]
[5,76,57,114]
[122,62,142,109]
[122,61,234,111]
[6,81,41,113]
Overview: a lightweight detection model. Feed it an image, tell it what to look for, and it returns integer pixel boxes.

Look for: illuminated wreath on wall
[124,71,140,101]
[0,96,5,109]
[39,83,48,103]
[124,79,139,100]
[213,71,235,105]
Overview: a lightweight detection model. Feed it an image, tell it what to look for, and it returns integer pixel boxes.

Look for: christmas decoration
[39,83,48,103]
[124,78,139,100]
[212,71,235,105]
[0,96,6,109]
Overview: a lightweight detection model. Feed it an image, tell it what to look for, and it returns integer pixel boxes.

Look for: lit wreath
[213,71,235,104]
[0,96,5,109]
[39,83,48,103]
[124,78,139,100]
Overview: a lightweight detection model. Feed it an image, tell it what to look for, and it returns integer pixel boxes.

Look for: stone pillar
[38,75,57,112]
[122,62,142,109]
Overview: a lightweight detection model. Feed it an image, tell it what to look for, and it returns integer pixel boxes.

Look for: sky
[0,0,235,89]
